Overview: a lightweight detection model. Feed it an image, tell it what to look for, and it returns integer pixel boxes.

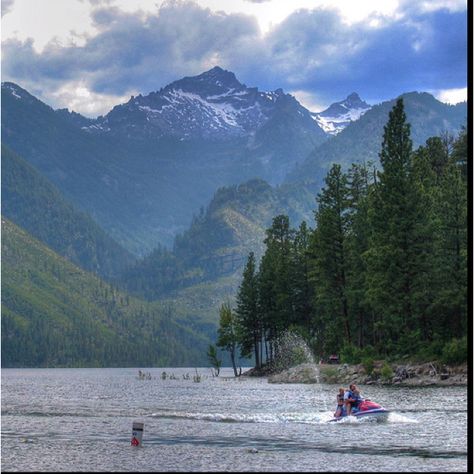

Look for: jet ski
[330,399,389,422]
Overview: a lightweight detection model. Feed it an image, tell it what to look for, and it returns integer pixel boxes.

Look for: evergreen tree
[234,252,261,368]
[289,221,313,333]
[308,164,351,355]
[217,302,241,377]
[258,215,294,361]
[364,98,419,353]
[449,126,467,180]
[430,134,468,339]
[346,162,374,348]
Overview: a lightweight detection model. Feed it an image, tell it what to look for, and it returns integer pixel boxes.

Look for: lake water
[1,367,468,472]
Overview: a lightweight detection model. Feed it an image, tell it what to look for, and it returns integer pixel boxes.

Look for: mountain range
[3,69,466,255]
[1,69,324,253]
[1,66,467,366]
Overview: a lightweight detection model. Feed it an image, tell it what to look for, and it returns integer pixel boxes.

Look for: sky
[1,0,468,117]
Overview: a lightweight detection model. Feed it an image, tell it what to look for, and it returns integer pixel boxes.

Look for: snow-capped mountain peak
[312,92,371,135]
[83,67,320,141]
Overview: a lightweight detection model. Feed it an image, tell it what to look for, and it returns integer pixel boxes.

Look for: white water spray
[268,330,320,383]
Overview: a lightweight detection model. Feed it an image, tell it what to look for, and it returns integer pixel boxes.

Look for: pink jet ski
[330,398,389,422]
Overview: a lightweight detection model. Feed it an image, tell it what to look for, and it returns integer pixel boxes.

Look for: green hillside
[1,145,135,279]
[1,218,211,367]
[121,179,315,300]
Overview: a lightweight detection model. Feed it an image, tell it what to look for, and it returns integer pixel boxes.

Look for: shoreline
[243,361,468,386]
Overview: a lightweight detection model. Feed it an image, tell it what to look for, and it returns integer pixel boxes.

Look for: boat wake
[150,410,417,424]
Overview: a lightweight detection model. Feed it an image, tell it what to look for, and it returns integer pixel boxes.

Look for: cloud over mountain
[1,1,466,116]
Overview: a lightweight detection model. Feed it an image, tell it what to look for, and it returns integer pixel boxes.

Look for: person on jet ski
[334,387,345,417]
[344,384,362,415]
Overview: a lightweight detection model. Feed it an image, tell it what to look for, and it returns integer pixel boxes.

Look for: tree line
[214,99,468,373]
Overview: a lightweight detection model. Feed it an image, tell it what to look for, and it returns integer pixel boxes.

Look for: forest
[216,99,468,372]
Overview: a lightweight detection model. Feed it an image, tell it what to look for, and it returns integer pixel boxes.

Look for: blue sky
[1,0,468,117]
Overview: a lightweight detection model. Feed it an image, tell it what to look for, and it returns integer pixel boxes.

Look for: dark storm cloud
[247,6,467,102]
[1,1,466,113]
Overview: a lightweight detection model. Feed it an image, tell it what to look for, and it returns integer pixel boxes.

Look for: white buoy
[131,421,144,447]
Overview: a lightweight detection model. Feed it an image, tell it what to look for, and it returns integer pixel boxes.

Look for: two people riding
[334,383,362,417]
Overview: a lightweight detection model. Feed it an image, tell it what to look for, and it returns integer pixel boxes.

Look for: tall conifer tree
[234,252,261,368]
[364,98,418,352]
[258,215,294,360]
[309,164,351,354]
[289,221,313,333]
[346,162,373,347]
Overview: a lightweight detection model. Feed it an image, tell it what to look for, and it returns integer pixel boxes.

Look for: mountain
[1,70,327,253]
[2,70,468,369]
[311,92,371,135]
[2,73,466,257]
[1,218,211,367]
[287,92,467,185]
[121,178,315,300]
[1,144,136,278]
[83,66,328,182]
[85,66,326,143]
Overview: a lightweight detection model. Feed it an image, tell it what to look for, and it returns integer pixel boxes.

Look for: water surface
[1,367,468,471]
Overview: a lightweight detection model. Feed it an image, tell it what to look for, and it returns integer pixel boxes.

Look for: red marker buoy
[131,421,144,447]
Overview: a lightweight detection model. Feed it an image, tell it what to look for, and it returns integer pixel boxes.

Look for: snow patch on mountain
[2,82,24,100]
[312,93,371,135]
[81,67,321,141]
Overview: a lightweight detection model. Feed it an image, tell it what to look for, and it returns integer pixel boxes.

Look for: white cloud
[290,89,330,113]
[1,0,15,17]
[1,0,467,116]
[416,0,466,13]
[1,0,96,51]
[49,80,135,116]
[432,87,467,104]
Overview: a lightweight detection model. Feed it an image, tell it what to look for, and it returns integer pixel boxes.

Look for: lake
[1,367,468,472]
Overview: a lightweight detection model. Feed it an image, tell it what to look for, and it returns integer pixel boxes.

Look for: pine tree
[346,162,373,348]
[409,139,446,343]
[430,136,468,339]
[364,98,419,353]
[308,164,351,355]
[258,215,294,361]
[234,252,261,368]
[289,221,313,333]
[217,302,241,376]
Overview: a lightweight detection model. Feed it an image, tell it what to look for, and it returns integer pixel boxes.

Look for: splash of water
[269,330,319,381]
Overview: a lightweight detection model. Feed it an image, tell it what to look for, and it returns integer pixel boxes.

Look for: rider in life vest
[334,387,345,417]
[343,384,361,415]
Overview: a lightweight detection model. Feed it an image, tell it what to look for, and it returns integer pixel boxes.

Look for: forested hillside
[221,100,468,367]
[1,145,135,278]
[286,92,467,187]
[1,218,210,367]
[121,179,315,299]
[1,81,468,369]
